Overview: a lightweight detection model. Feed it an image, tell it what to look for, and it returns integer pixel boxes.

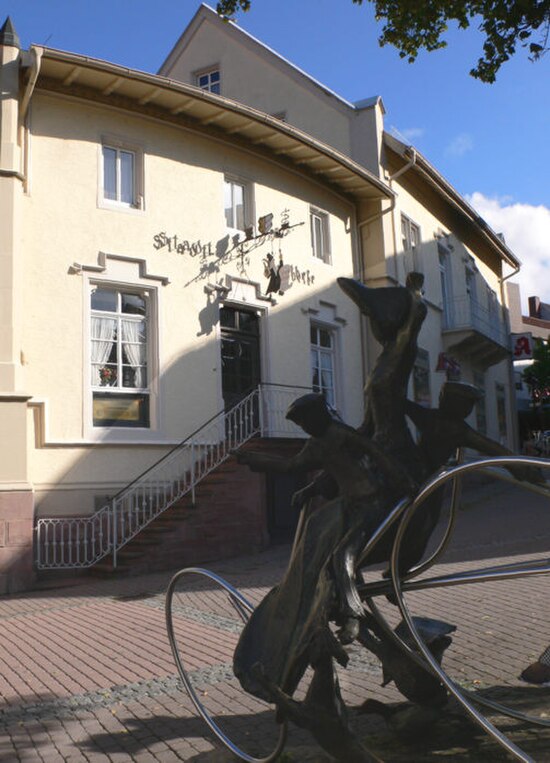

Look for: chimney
[528,296,541,319]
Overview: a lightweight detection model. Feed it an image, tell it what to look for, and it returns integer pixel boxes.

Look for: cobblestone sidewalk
[1,481,549,762]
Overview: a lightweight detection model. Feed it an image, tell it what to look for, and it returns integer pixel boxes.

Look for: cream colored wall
[22,93,364,517]
[381,179,514,445]
[163,17,353,157]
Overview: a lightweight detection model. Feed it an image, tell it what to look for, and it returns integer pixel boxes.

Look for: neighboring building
[506,282,550,435]
[0,9,521,591]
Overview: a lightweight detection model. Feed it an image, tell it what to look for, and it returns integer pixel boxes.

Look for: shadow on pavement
[79,685,550,763]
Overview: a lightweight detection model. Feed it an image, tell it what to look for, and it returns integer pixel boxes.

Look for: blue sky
[3,0,549,304]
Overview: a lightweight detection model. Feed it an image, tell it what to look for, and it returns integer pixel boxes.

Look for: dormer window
[196,67,221,94]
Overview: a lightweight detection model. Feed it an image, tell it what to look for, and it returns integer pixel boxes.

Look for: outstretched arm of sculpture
[235,441,322,474]
[403,399,432,430]
[290,473,339,508]
[464,426,546,485]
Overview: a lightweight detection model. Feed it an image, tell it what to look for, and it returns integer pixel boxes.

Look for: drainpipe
[18,46,43,192]
[499,262,522,451]
[355,148,416,382]
[389,147,417,183]
[20,45,43,121]
[356,148,417,284]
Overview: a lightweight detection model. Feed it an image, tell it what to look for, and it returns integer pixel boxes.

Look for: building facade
[0,10,521,591]
[160,4,520,443]
[507,282,550,439]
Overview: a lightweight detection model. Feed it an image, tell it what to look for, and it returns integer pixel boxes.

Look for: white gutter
[20,46,43,121]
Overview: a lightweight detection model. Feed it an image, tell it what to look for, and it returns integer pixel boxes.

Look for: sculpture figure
[233,275,430,759]
[230,273,545,761]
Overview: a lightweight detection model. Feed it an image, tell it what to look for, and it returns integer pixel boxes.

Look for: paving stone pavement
[0,480,549,762]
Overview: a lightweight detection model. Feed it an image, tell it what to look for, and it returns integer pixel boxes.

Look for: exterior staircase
[92,438,304,576]
[35,385,307,576]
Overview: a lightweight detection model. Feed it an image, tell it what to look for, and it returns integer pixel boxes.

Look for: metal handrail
[113,381,312,500]
[35,383,308,570]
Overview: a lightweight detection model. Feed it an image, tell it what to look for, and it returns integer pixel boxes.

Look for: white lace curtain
[91,317,116,384]
[121,319,145,388]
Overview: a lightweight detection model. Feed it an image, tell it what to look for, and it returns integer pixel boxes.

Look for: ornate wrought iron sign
[153,233,213,257]
[153,210,311,297]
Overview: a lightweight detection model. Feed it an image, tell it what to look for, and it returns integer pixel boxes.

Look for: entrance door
[220,306,261,411]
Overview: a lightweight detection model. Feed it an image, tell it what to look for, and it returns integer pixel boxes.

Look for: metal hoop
[388,456,550,763]
[165,567,287,763]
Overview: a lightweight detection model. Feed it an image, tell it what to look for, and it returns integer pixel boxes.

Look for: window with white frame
[310,208,331,263]
[401,214,421,272]
[224,177,249,231]
[438,242,453,327]
[486,286,499,327]
[310,325,336,407]
[413,348,431,408]
[196,68,221,94]
[473,370,487,434]
[465,262,478,307]
[101,142,143,209]
[495,382,507,443]
[90,286,150,427]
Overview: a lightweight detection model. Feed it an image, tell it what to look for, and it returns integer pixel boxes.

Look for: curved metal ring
[165,567,287,763]
[389,456,550,763]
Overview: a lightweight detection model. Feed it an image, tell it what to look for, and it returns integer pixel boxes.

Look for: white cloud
[445,132,474,157]
[389,125,425,144]
[467,192,550,310]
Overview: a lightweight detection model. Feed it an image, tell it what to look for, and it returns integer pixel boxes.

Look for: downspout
[20,45,43,121]
[355,148,416,384]
[19,46,42,190]
[356,148,417,284]
[389,147,417,183]
[499,261,522,451]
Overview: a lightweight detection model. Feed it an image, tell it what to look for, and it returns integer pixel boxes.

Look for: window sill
[74,435,180,447]
[98,200,145,215]
[312,254,332,266]
[84,428,168,445]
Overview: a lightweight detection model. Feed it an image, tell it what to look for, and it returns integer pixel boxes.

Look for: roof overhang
[26,46,393,205]
[384,132,520,271]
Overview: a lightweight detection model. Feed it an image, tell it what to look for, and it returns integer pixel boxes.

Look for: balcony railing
[443,296,508,348]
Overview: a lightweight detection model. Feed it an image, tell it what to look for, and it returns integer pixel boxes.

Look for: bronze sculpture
[166,273,550,763]
[233,274,543,761]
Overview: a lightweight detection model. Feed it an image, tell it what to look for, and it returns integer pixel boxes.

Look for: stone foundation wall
[0,490,35,594]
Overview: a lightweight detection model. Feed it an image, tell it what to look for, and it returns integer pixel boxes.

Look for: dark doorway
[220,306,261,410]
[266,473,306,543]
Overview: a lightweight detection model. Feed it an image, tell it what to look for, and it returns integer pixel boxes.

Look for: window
[90,287,150,427]
[438,243,453,327]
[401,214,421,271]
[495,382,507,443]
[473,370,487,435]
[196,68,220,94]
[310,208,331,263]
[465,264,478,308]
[102,146,135,206]
[224,177,249,231]
[310,325,336,407]
[100,140,143,210]
[486,286,500,338]
[413,348,431,408]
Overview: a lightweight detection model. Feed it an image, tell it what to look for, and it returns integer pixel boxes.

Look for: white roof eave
[34,46,393,203]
